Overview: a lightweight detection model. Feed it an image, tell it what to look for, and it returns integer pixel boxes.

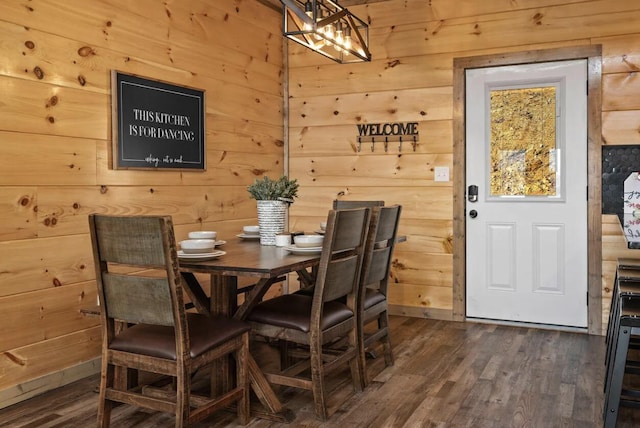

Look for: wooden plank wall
[0,0,283,407]
[286,0,640,326]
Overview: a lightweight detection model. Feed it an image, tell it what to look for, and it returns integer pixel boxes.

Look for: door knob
[469,210,478,218]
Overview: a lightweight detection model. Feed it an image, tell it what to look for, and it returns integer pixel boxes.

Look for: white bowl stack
[181,231,218,254]
[180,239,216,254]
[243,225,260,236]
[293,234,324,248]
[188,231,217,240]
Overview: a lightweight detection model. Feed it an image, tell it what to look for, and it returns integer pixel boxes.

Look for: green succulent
[247,175,299,203]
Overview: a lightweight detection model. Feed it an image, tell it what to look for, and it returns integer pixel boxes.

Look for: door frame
[452,45,603,335]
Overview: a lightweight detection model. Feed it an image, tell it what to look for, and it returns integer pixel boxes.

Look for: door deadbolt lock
[469,210,478,218]
[468,185,478,203]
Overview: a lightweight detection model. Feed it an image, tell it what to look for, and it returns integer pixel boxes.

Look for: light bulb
[303,0,313,32]
[324,23,335,39]
[343,27,352,50]
[314,8,323,40]
[335,21,344,45]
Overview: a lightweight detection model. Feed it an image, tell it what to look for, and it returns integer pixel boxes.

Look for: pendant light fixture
[281,0,371,63]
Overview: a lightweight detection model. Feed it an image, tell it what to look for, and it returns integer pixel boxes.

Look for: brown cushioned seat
[110,313,250,360]
[247,294,353,333]
[362,288,386,309]
[295,287,385,310]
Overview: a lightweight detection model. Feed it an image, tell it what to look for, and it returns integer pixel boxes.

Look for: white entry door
[465,60,588,327]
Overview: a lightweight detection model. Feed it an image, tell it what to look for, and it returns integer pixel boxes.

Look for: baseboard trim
[0,358,101,409]
[388,305,454,321]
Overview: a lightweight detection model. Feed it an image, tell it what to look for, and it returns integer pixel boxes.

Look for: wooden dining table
[178,237,322,422]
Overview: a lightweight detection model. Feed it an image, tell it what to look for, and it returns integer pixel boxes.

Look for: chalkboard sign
[111,71,206,170]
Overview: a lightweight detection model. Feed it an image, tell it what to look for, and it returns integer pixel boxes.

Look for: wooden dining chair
[246,207,371,420]
[88,214,250,427]
[356,205,402,384]
[332,199,385,210]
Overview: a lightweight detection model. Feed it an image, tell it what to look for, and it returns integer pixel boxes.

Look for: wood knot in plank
[431,20,444,36]
[33,66,44,79]
[532,12,544,25]
[77,75,86,86]
[24,40,35,50]
[443,235,453,254]
[77,46,95,57]
[392,259,405,269]
[622,54,640,72]
[386,59,400,68]
[43,216,58,227]
[3,352,27,366]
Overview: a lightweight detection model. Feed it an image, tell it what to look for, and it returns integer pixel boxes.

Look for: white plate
[314,230,325,235]
[213,240,226,246]
[177,250,226,260]
[237,233,260,240]
[283,245,323,255]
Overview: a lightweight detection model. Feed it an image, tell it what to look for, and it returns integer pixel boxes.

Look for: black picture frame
[111,71,206,170]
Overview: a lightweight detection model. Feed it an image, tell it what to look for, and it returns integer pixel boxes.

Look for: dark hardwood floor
[2,316,639,427]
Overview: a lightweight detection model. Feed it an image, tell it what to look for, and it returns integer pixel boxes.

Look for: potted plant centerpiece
[247,175,299,245]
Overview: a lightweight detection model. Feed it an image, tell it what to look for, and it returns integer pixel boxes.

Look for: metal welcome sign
[356,122,419,152]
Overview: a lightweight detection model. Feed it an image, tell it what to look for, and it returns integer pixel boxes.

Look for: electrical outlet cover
[434,166,450,182]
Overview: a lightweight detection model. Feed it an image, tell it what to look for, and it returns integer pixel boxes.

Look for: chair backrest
[89,214,185,333]
[361,205,402,297]
[332,200,385,210]
[314,208,371,305]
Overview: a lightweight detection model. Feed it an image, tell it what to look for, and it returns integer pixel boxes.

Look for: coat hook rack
[356,135,419,153]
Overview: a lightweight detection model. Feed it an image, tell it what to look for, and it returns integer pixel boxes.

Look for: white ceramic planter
[256,200,287,245]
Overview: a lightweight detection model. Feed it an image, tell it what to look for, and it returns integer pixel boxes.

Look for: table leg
[214,275,295,421]
[233,277,279,320]
[210,274,237,397]
[181,272,210,315]
[199,273,293,422]
[248,354,295,422]
[296,268,316,289]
